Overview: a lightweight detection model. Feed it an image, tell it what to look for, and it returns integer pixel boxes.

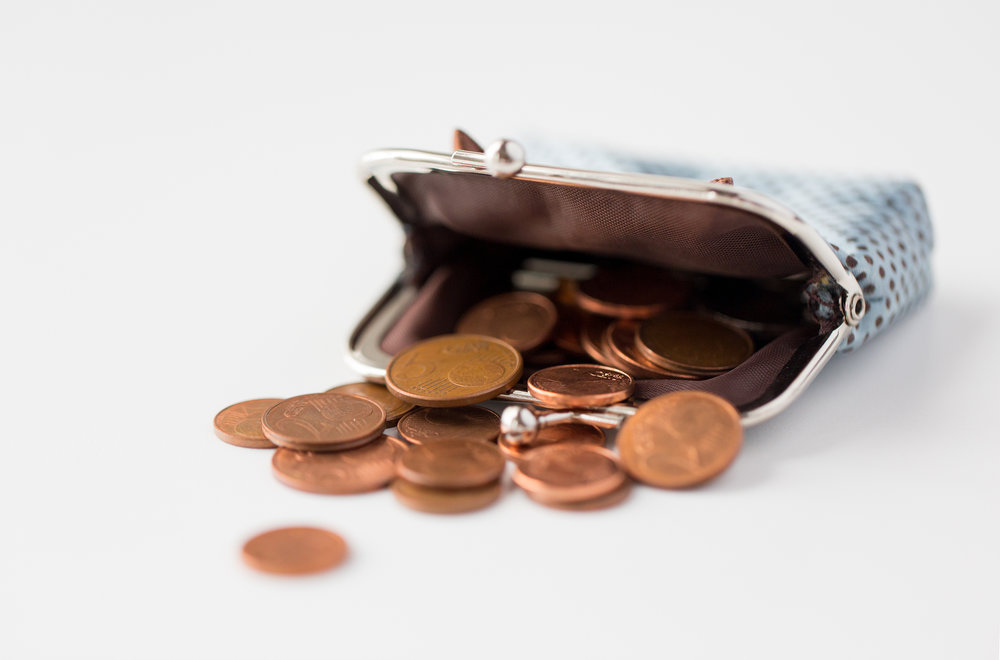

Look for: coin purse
[349,132,933,425]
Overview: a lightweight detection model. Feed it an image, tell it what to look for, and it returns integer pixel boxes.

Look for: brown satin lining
[393,172,811,279]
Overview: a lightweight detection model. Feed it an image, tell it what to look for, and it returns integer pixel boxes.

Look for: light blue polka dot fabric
[521,140,934,353]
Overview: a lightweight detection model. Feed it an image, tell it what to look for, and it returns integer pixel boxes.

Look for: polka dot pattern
[522,139,934,353]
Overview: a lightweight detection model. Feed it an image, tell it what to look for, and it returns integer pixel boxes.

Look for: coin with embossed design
[617,391,742,488]
[213,398,284,448]
[512,444,625,503]
[455,292,558,353]
[636,312,754,375]
[396,438,505,489]
[385,334,522,407]
[397,406,500,445]
[392,478,501,514]
[262,393,386,451]
[241,526,347,575]
[272,435,408,494]
[527,364,634,408]
[325,382,414,425]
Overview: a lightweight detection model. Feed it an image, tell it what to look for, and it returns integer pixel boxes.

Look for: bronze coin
[527,364,634,408]
[498,423,605,462]
[213,398,283,448]
[603,321,702,380]
[396,438,505,489]
[392,478,501,514]
[636,312,754,374]
[262,393,386,451]
[396,406,500,445]
[575,267,690,319]
[617,391,743,488]
[527,480,632,511]
[272,435,408,495]
[513,444,625,503]
[455,292,558,353]
[241,526,348,576]
[325,382,414,426]
[385,334,523,407]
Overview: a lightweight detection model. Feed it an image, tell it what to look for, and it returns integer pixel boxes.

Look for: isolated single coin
[262,393,386,451]
[396,406,500,445]
[617,391,743,488]
[325,382,414,426]
[455,291,558,353]
[513,444,625,504]
[636,312,754,374]
[385,334,523,407]
[213,398,284,448]
[527,364,634,408]
[396,438,505,489]
[498,423,605,462]
[241,527,348,576]
[272,436,408,494]
[392,479,502,514]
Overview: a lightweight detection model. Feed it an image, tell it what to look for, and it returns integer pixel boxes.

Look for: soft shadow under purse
[348,131,933,425]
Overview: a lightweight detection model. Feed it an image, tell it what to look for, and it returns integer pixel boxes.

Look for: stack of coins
[392,439,506,513]
[453,262,796,381]
[217,261,796,567]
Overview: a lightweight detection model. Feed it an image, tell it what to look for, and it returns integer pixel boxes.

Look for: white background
[2,1,998,658]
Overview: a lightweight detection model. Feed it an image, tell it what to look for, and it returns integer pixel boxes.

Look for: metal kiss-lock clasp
[499,404,633,446]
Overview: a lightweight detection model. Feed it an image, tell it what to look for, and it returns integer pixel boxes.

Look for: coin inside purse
[350,140,861,424]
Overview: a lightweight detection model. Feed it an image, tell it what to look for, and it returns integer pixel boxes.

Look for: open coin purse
[349,132,933,425]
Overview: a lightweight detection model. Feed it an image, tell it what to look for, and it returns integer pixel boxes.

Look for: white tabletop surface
[2,1,998,658]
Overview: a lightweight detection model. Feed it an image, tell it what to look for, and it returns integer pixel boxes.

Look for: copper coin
[636,312,754,374]
[575,267,690,319]
[385,334,523,407]
[455,292,558,353]
[513,444,625,503]
[528,480,632,511]
[603,321,702,380]
[325,382,414,426]
[392,478,501,514]
[527,364,634,408]
[579,315,615,364]
[396,438,505,489]
[272,435,408,494]
[396,406,500,445]
[241,527,347,576]
[617,391,743,488]
[498,423,605,462]
[213,398,283,448]
[262,393,386,451]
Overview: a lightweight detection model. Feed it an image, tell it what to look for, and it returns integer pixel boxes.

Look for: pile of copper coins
[218,264,804,574]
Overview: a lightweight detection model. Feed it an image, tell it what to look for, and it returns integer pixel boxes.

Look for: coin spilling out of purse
[220,263,809,571]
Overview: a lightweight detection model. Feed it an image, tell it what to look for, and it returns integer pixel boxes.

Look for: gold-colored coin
[617,391,742,488]
[325,382,415,426]
[391,479,502,514]
[385,334,523,407]
[636,312,754,375]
